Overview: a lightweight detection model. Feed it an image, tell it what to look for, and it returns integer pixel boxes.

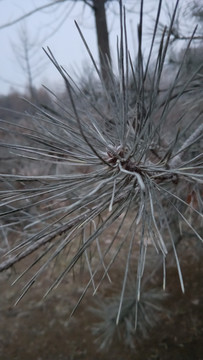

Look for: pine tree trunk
[92,0,112,85]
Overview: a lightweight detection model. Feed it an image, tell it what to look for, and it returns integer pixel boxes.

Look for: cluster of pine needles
[0,0,202,346]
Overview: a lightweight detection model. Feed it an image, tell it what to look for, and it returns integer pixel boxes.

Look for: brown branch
[0,211,89,272]
[0,190,127,272]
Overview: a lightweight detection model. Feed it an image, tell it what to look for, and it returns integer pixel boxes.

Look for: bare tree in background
[0,0,114,87]
[11,23,48,103]
[92,0,112,82]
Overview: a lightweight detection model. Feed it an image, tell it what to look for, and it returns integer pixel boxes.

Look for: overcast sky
[0,0,143,95]
[0,0,197,96]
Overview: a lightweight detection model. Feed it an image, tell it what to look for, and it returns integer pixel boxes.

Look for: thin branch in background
[0,0,67,30]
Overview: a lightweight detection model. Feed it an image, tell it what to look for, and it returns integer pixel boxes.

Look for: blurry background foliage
[0,0,202,349]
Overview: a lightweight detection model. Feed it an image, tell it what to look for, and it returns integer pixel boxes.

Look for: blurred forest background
[0,1,203,359]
